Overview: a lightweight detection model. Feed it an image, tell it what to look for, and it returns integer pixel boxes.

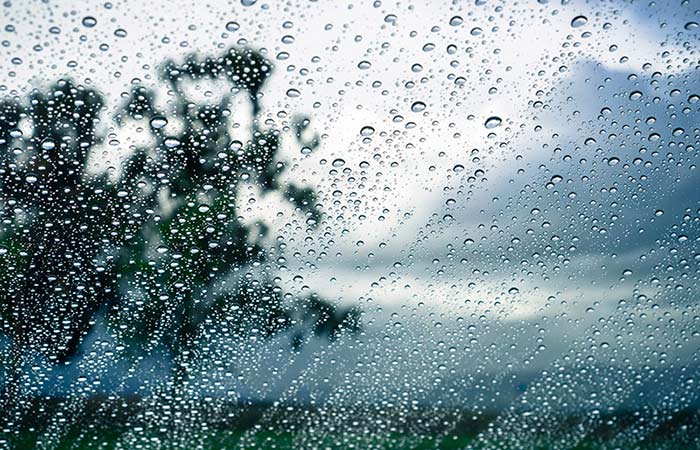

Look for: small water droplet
[629,91,643,100]
[685,21,698,30]
[226,21,240,32]
[332,158,346,167]
[150,116,168,129]
[357,60,371,70]
[411,101,426,112]
[360,126,375,136]
[449,16,463,26]
[484,116,502,128]
[114,28,127,38]
[570,15,588,28]
[164,137,181,148]
[82,16,97,28]
[286,88,301,98]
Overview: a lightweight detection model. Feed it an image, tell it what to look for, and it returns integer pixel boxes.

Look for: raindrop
[25,174,38,183]
[241,0,257,6]
[225,21,240,32]
[411,101,426,112]
[484,116,502,128]
[286,88,301,98]
[332,158,345,167]
[82,16,97,28]
[470,27,483,36]
[685,21,698,30]
[164,137,181,148]
[150,116,168,129]
[449,16,463,26]
[570,15,588,28]
[357,60,371,69]
[360,126,375,136]
[629,91,643,100]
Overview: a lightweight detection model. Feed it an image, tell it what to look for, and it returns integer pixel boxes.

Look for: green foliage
[0,48,359,382]
[0,79,121,363]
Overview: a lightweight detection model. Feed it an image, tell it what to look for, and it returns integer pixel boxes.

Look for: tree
[110,46,358,383]
[0,48,359,413]
[0,80,123,411]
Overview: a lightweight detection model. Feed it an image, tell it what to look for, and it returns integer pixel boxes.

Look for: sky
[2,0,700,447]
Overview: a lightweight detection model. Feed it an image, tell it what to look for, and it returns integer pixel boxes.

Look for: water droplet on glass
[484,116,502,128]
[226,21,240,32]
[629,91,643,100]
[570,15,588,28]
[332,158,345,167]
[411,101,426,112]
[114,28,127,37]
[241,0,257,6]
[357,60,371,69]
[150,116,168,129]
[164,137,181,148]
[360,126,375,136]
[685,21,698,30]
[286,88,300,98]
[82,16,97,28]
[449,16,463,26]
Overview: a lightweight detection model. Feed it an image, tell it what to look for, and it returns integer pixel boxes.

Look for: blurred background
[1,0,700,448]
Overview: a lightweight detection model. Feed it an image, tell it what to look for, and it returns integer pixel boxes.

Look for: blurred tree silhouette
[111,47,358,382]
[0,47,359,400]
[0,80,123,410]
